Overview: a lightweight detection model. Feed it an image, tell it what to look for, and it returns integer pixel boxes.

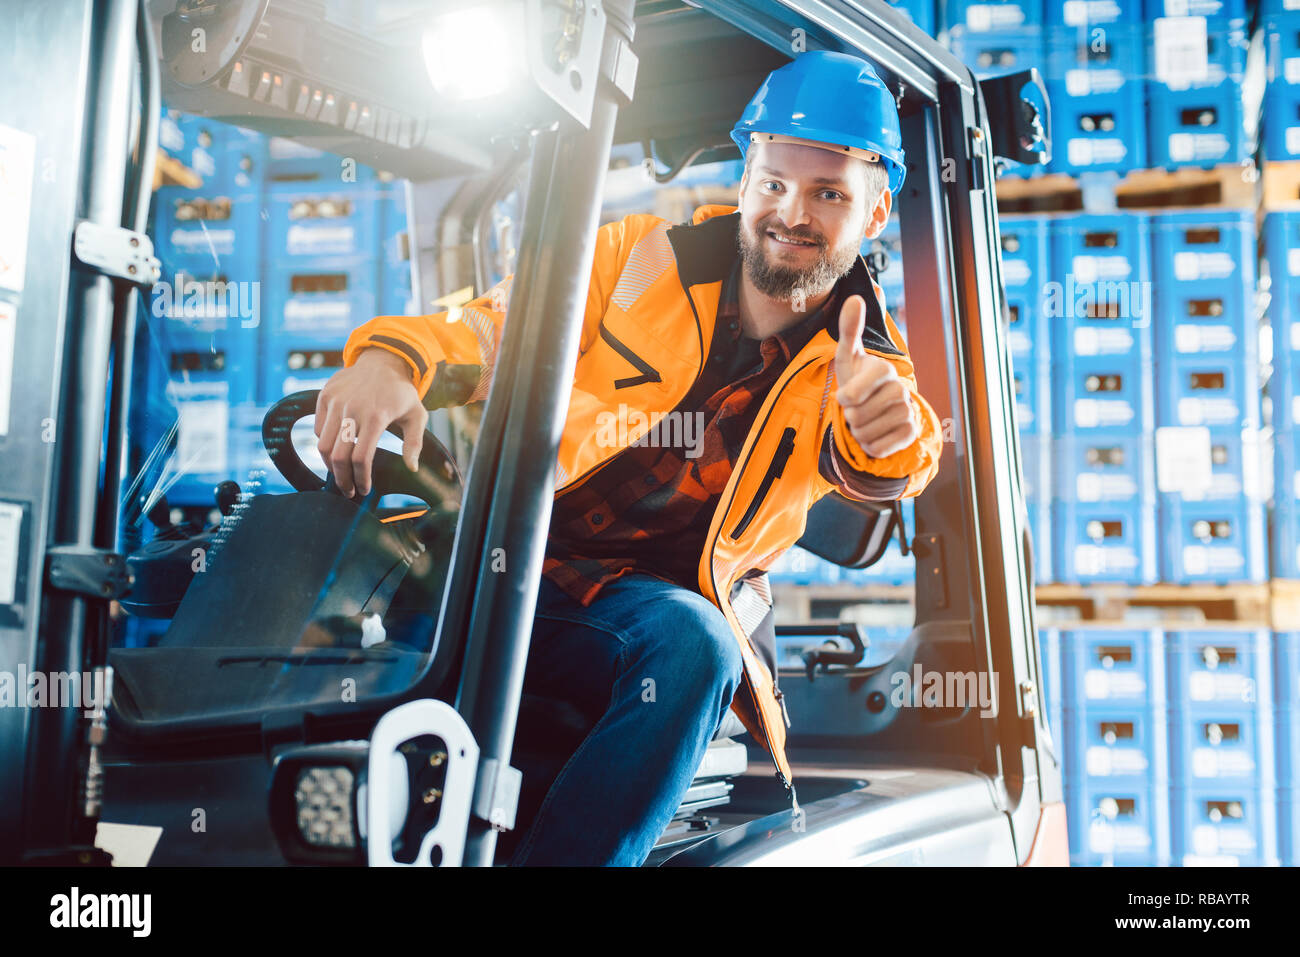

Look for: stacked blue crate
[1275,631,1300,865]
[1144,0,1250,168]
[1167,630,1279,865]
[1045,1,1146,174]
[253,176,387,492]
[1061,629,1171,865]
[1050,213,1157,583]
[1263,6,1300,160]
[146,186,264,508]
[885,0,936,35]
[1151,210,1265,582]
[945,2,1045,178]
[1266,211,1300,578]
[1000,216,1053,580]
[1039,627,1065,753]
[378,181,415,317]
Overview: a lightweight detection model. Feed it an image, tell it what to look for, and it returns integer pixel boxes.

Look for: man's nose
[774,190,811,230]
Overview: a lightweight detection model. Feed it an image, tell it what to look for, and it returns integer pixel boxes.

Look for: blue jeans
[505,572,744,866]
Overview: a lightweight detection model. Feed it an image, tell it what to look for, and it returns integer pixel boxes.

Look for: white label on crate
[1156,426,1213,495]
[1169,132,1231,163]
[174,398,228,475]
[1184,544,1245,575]
[1194,746,1254,777]
[1084,670,1112,698]
[1077,472,1140,502]
[1070,138,1128,166]
[1065,67,1125,97]
[286,224,356,256]
[1087,745,1147,776]
[1003,259,1031,286]
[1293,472,1300,501]
[1192,824,1221,856]
[191,147,215,178]
[159,115,184,152]
[283,298,354,329]
[1074,326,1135,355]
[1064,0,1122,26]
[0,123,36,294]
[1174,250,1236,281]
[965,4,1026,30]
[1178,397,1239,426]
[168,227,236,255]
[1191,671,1254,702]
[0,501,21,606]
[1286,59,1300,85]
[1072,254,1132,283]
[1154,17,1210,89]
[1075,544,1140,574]
[1287,127,1300,157]
[1074,398,1136,428]
[1008,329,1032,355]
[1017,402,1035,427]
[1288,249,1300,279]
[1175,324,1236,353]
[1289,0,1300,9]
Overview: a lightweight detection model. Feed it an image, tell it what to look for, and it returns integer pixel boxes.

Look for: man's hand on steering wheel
[315,348,428,498]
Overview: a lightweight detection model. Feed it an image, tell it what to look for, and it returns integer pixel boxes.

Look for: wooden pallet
[996,163,1258,215]
[1268,579,1300,631]
[1034,582,1272,626]
[770,583,914,625]
[1261,161,1300,211]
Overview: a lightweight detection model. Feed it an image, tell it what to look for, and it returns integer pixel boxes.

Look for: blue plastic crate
[1170,706,1275,786]
[1065,705,1170,784]
[1054,433,1155,507]
[1167,630,1272,711]
[1039,627,1065,749]
[1161,499,1268,582]
[999,215,1047,296]
[1066,780,1173,865]
[262,261,380,341]
[1063,628,1166,709]
[1156,355,1261,429]
[259,343,346,408]
[1272,430,1300,576]
[1045,25,1147,173]
[1054,359,1154,433]
[1053,502,1158,583]
[148,263,266,345]
[1275,631,1300,864]
[153,187,262,270]
[946,0,1043,31]
[265,134,378,185]
[1022,433,1054,582]
[949,26,1044,78]
[1146,0,1246,17]
[1156,427,1266,506]
[1171,785,1279,865]
[1047,0,1143,26]
[1150,210,1256,360]
[266,181,383,264]
[1012,358,1051,434]
[211,123,269,192]
[1264,15,1300,160]
[1146,21,1249,168]
[885,0,937,34]
[1007,292,1047,365]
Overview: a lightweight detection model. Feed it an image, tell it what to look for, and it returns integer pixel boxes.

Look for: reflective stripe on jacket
[343,203,944,789]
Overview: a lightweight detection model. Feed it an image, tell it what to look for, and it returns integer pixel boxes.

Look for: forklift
[0,0,1065,866]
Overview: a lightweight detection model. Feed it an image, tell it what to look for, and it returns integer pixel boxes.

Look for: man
[316,50,943,865]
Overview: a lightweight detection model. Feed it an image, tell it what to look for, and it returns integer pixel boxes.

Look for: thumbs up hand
[833,294,920,459]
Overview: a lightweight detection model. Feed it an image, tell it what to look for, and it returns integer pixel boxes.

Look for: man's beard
[738,215,861,303]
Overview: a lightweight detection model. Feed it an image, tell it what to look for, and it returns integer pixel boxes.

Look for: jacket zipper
[729,427,796,540]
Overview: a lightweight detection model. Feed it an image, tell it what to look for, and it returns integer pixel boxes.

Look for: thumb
[398,406,426,472]
[836,294,867,375]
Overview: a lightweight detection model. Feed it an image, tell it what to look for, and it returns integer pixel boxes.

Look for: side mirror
[979,68,1051,169]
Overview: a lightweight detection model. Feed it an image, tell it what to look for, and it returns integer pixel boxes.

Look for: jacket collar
[665,206,902,358]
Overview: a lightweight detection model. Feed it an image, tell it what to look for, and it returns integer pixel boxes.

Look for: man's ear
[861,187,892,242]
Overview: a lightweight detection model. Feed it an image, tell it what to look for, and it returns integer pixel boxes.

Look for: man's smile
[767,230,819,248]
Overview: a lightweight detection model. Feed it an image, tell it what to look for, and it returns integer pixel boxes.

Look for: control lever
[775,622,870,682]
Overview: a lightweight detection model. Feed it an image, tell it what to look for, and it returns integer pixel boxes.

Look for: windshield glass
[111,113,916,730]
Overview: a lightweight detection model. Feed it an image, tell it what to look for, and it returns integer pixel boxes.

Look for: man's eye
[820,190,844,201]
[761,181,782,191]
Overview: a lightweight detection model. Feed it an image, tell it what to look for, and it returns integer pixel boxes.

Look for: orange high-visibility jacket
[343,203,943,788]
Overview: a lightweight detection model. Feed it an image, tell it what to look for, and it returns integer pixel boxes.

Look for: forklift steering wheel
[261,390,464,515]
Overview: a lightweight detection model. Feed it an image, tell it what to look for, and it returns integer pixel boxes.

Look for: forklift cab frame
[0,0,1063,866]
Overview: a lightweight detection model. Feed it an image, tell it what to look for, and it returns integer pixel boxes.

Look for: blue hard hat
[731,50,906,194]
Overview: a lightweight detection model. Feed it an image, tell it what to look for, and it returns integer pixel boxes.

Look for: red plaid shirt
[542,257,902,607]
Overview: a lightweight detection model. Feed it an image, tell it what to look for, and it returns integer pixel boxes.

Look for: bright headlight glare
[294,766,357,848]
[421,5,523,101]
